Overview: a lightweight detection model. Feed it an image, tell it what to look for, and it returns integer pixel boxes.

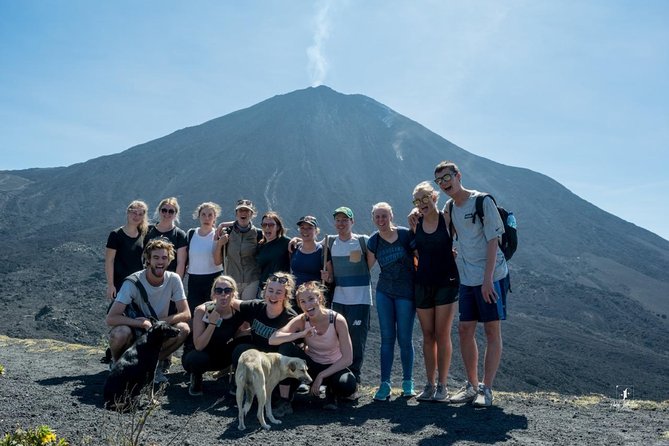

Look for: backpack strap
[446,202,456,240]
[124,273,158,320]
[474,193,497,225]
[329,310,339,337]
[187,228,196,249]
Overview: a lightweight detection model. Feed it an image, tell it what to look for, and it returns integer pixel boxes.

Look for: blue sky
[1,1,667,240]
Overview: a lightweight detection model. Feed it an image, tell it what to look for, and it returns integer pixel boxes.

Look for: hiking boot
[450,381,477,404]
[373,381,392,401]
[416,384,435,401]
[401,379,416,397]
[273,398,293,417]
[153,367,168,384]
[188,373,203,396]
[473,384,494,407]
[432,383,450,402]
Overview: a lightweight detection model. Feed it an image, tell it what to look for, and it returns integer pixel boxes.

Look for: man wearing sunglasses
[106,238,191,384]
[433,160,509,407]
[324,206,373,392]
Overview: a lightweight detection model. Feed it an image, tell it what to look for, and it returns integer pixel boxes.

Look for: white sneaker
[473,384,494,407]
[449,381,477,404]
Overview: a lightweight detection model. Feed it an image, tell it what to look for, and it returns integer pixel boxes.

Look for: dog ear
[288,360,297,372]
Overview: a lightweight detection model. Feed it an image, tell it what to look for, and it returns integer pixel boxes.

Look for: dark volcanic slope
[0,86,667,400]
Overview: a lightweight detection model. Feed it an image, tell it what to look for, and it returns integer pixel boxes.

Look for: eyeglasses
[412,195,431,207]
[214,287,234,295]
[160,208,176,215]
[261,222,276,228]
[128,209,145,216]
[268,275,289,284]
[434,172,456,185]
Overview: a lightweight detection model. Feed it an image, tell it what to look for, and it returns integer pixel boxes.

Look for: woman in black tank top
[410,181,459,402]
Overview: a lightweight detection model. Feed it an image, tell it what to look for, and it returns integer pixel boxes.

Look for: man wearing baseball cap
[324,206,373,393]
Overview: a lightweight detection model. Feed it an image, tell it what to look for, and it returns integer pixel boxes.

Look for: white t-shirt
[116,270,186,319]
[447,191,508,286]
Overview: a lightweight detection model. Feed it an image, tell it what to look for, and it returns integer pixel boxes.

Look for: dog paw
[237,423,245,431]
[261,423,271,430]
[271,419,282,425]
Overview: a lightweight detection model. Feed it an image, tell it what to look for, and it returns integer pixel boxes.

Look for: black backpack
[448,194,517,261]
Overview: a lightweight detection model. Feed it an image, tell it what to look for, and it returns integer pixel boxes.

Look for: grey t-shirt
[115,270,186,318]
[446,191,508,286]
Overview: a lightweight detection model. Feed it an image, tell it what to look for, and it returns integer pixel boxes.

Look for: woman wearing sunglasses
[105,200,149,300]
[409,181,459,403]
[230,272,298,416]
[145,197,188,278]
[182,275,246,396]
[256,211,291,293]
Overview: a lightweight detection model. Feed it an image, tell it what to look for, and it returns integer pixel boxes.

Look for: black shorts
[414,284,458,309]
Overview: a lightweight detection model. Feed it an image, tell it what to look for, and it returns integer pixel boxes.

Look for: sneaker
[373,381,392,401]
[450,381,477,404]
[273,398,293,417]
[188,373,203,396]
[153,367,169,384]
[297,383,311,395]
[401,379,416,397]
[416,384,435,401]
[473,384,494,407]
[432,383,450,402]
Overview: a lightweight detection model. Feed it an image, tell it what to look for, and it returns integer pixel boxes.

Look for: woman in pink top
[270,281,357,409]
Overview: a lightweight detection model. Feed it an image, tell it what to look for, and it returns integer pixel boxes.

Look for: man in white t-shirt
[106,238,191,383]
[434,160,508,407]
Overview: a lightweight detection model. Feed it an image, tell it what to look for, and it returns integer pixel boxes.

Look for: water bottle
[506,212,517,229]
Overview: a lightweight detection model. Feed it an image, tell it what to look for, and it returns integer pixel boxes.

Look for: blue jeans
[376,290,416,383]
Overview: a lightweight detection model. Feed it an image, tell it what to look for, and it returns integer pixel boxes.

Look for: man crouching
[106,238,191,383]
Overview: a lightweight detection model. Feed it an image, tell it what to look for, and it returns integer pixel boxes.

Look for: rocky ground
[1,335,667,446]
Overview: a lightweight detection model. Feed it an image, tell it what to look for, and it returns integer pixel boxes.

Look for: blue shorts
[458,277,508,322]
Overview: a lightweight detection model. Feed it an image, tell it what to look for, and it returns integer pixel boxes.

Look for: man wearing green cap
[324,206,372,391]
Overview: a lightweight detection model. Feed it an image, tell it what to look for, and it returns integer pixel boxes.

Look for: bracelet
[209,322,217,326]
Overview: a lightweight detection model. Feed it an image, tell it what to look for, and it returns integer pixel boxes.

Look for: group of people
[103,159,510,413]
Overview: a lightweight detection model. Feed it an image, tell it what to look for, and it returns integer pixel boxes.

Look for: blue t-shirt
[368,227,415,300]
[290,244,323,287]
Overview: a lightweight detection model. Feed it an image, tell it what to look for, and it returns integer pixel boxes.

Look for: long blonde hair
[154,197,181,224]
[127,200,149,236]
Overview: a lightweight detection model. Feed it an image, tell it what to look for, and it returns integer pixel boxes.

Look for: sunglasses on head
[412,195,431,207]
[268,275,289,284]
[434,172,456,185]
[236,199,252,206]
[214,286,234,295]
[160,208,176,215]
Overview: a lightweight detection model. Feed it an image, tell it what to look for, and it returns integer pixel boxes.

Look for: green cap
[332,206,354,219]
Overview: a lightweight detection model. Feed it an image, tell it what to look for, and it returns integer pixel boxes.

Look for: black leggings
[278,343,357,398]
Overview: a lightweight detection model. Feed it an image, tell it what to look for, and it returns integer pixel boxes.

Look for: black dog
[103,321,180,410]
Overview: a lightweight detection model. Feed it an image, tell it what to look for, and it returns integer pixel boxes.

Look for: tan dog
[236,349,312,430]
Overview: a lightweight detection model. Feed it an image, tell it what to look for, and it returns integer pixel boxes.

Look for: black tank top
[414,212,459,287]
